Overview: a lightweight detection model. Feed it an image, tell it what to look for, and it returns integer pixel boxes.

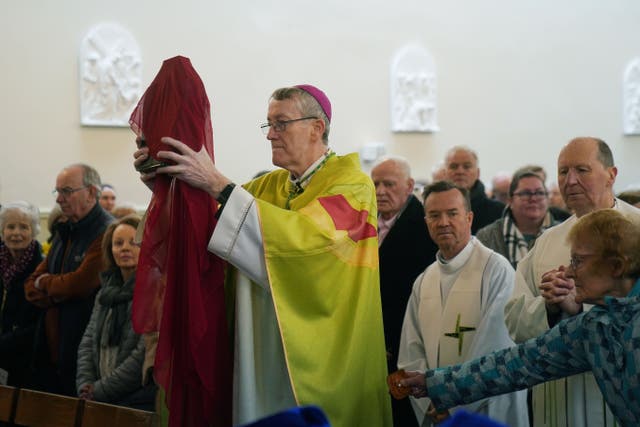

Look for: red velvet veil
[129,56,231,426]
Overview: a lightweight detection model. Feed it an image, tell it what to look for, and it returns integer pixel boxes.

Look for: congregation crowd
[2,68,640,427]
[0,174,157,411]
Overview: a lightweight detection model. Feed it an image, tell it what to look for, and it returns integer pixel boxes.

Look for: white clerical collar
[437,237,476,274]
[289,148,333,191]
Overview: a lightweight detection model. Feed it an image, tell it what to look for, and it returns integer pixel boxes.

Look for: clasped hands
[78,383,94,400]
[539,265,581,316]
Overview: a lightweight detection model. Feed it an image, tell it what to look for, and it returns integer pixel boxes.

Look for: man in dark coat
[25,164,112,396]
[372,157,438,427]
[444,146,505,234]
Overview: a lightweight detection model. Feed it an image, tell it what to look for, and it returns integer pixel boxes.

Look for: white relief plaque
[624,58,640,135]
[391,44,438,133]
[79,23,142,126]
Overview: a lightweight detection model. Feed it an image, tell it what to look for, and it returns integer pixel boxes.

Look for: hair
[46,204,67,243]
[68,163,102,201]
[371,155,412,179]
[0,201,41,237]
[617,189,640,206]
[270,87,330,144]
[594,138,614,168]
[101,214,141,271]
[47,205,64,233]
[445,145,479,165]
[111,205,138,219]
[567,209,640,279]
[509,169,547,197]
[422,180,471,212]
[514,164,547,183]
[101,183,116,193]
[568,137,614,168]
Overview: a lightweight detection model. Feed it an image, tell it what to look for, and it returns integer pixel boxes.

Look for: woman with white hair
[0,201,43,386]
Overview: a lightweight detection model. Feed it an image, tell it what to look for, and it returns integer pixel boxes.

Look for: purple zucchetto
[295,84,332,123]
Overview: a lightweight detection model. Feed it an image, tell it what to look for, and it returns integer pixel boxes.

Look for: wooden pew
[13,389,81,427]
[0,385,17,423]
[80,400,157,427]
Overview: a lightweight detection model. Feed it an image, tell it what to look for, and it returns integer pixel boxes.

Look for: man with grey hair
[505,137,640,426]
[371,156,437,427]
[444,146,504,234]
[25,163,112,396]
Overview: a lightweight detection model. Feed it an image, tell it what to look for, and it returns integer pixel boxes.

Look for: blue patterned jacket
[426,279,640,427]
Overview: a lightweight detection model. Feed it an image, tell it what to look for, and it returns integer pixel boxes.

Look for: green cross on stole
[444,313,476,356]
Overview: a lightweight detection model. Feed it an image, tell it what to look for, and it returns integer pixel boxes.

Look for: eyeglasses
[259,116,317,135]
[569,253,596,270]
[512,190,548,199]
[52,185,89,198]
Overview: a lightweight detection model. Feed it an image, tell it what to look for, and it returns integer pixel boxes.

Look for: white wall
[2,0,640,212]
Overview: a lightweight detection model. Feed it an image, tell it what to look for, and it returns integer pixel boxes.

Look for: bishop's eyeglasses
[260,116,317,135]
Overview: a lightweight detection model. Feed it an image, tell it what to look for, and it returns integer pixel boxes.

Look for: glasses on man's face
[52,185,89,199]
[512,190,548,199]
[259,116,317,135]
[569,253,596,271]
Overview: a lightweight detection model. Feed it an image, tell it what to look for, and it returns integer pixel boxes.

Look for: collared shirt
[377,214,398,246]
[377,197,412,247]
[426,278,640,426]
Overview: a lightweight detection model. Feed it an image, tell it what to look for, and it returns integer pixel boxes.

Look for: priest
[397,181,527,426]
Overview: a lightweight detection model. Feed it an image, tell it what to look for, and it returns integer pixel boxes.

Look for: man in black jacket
[444,146,505,234]
[372,157,438,427]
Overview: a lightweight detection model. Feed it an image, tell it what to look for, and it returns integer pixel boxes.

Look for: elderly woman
[396,209,640,426]
[0,201,43,386]
[76,214,156,410]
[476,169,560,268]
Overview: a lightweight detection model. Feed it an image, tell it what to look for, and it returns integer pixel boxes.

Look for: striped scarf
[502,208,553,268]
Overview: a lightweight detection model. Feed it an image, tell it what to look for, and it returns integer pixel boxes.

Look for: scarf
[0,240,38,288]
[502,208,552,267]
[98,269,135,346]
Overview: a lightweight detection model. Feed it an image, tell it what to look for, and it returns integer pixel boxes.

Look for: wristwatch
[216,183,236,206]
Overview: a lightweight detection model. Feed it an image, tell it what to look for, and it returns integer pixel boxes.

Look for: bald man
[505,137,640,426]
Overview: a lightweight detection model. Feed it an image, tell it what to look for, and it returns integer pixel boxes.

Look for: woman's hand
[399,370,428,398]
[79,383,94,400]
